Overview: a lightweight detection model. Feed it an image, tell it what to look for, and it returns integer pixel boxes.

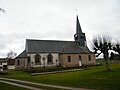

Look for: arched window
[79,55,82,61]
[68,56,71,62]
[47,53,53,64]
[17,60,20,66]
[88,55,91,61]
[34,54,41,64]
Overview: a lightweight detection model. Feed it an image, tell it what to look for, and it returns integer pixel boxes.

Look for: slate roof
[16,50,27,58]
[25,39,92,54]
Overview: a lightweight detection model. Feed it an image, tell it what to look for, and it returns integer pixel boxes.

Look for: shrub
[25,66,82,73]
[0,71,8,75]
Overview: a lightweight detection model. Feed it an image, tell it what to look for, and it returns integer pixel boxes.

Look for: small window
[88,55,91,61]
[75,35,78,40]
[80,34,85,39]
[0,62,2,65]
[79,55,82,60]
[68,56,71,62]
[17,60,20,66]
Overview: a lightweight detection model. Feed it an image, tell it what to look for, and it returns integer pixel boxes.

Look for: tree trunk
[103,48,111,71]
[105,58,111,71]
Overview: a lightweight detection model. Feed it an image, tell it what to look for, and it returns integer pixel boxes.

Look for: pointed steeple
[76,15,82,33]
[74,15,86,46]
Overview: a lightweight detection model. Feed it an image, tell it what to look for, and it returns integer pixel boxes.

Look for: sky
[0,0,120,58]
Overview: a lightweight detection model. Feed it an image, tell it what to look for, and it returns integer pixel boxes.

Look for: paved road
[0,77,93,90]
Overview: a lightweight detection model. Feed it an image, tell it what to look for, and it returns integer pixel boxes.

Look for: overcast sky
[0,0,120,58]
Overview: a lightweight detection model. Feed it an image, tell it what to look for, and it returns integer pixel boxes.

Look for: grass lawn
[0,62,120,90]
[0,81,29,90]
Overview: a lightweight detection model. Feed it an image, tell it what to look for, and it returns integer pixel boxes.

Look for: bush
[0,71,8,75]
[25,66,81,73]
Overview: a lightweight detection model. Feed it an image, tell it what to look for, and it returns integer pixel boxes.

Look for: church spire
[74,15,86,46]
[76,15,82,33]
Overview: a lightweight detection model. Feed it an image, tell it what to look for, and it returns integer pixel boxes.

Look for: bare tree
[7,51,17,59]
[92,35,112,71]
[113,42,120,54]
[0,8,5,13]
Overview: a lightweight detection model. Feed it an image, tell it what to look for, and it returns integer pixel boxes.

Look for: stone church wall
[60,53,96,67]
[81,54,96,66]
[15,58,28,70]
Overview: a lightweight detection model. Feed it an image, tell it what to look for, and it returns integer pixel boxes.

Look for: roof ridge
[26,39,74,42]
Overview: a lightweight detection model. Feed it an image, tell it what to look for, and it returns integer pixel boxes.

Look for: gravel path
[0,80,43,90]
[0,77,94,90]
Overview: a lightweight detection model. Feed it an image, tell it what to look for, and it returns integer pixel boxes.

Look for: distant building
[15,16,96,70]
[0,58,15,71]
[0,58,7,71]
[7,59,15,70]
[110,52,120,60]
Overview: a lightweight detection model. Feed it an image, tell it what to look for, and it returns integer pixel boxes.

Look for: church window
[17,60,20,66]
[88,55,91,61]
[79,55,82,60]
[75,34,78,40]
[47,53,53,64]
[80,36,83,39]
[28,57,30,62]
[35,54,41,64]
[68,56,71,62]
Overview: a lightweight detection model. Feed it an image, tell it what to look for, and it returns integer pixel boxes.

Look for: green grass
[0,62,120,90]
[0,82,29,90]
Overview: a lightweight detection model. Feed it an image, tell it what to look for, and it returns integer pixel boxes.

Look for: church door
[78,55,82,66]
[79,60,82,66]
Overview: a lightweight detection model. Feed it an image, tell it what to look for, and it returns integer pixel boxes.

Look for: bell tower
[74,15,86,46]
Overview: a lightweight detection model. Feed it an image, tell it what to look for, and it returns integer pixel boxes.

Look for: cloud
[0,0,120,58]
[0,33,7,50]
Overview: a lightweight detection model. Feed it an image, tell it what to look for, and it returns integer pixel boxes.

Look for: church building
[15,16,96,70]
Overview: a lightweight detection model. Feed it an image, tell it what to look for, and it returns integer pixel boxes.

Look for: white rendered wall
[2,62,7,65]
[28,53,59,67]
[8,65,15,69]
[0,62,7,71]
